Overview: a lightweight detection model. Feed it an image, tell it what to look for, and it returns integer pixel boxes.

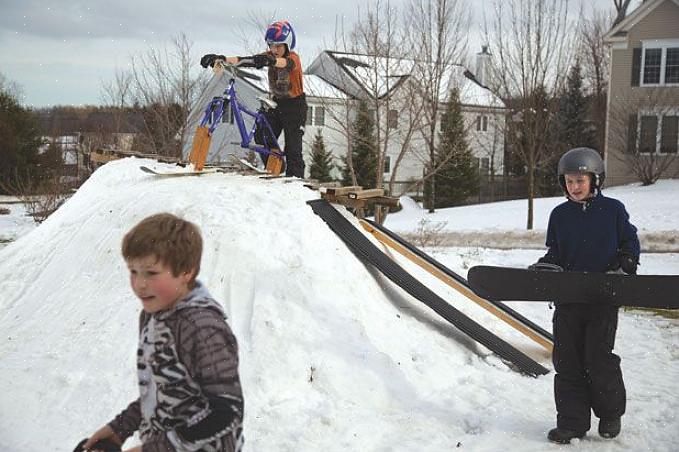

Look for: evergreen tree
[0,79,44,194]
[426,88,478,208]
[341,100,378,188]
[559,62,594,150]
[308,129,335,182]
[538,62,594,196]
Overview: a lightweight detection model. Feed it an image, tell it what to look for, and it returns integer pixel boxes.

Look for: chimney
[475,45,491,87]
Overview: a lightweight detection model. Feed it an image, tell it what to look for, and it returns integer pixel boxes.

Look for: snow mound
[2,158,676,451]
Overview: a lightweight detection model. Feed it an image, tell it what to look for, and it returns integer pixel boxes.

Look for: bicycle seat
[257,96,277,109]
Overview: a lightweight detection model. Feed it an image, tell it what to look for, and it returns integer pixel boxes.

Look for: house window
[480,157,490,175]
[307,106,325,126]
[660,116,678,154]
[666,48,679,84]
[387,109,398,129]
[476,115,488,132]
[383,155,391,173]
[639,116,658,153]
[640,40,679,86]
[643,49,662,84]
[636,113,679,154]
[314,107,325,126]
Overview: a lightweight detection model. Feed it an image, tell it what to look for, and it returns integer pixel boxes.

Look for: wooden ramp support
[320,186,400,215]
[359,219,554,352]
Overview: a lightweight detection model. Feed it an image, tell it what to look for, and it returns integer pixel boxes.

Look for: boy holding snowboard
[534,147,640,444]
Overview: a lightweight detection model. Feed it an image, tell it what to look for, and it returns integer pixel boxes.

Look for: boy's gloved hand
[200,54,226,68]
[73,437,121,452]
[253,54,276,69]
[618,250,638,275]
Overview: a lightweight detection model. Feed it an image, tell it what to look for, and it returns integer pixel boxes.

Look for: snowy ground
[385,181,679,252]
[0,158,677,451]
[0,200,35,250]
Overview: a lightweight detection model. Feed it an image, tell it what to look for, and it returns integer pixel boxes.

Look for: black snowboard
[467,265,679,310]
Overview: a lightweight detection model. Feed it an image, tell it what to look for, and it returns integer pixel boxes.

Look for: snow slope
[0,158,677,451]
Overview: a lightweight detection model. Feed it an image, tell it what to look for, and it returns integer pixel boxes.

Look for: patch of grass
[625,307,679,320]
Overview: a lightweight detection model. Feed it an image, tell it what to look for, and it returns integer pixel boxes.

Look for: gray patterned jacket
[109,282,243,451]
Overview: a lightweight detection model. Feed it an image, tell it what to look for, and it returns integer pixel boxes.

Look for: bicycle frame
[198,65,283,160]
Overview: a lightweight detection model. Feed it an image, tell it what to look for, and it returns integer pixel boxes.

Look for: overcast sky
[0,0,629,107]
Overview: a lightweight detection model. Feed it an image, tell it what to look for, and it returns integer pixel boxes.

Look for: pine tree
[309,129,335,182]
[539,62,595,196]
[0,80,43,193]
[426,88,478,208]
[559,62,594,150]
[341,100,378,188]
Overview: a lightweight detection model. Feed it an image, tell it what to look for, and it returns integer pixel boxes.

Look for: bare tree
[127,33,209,157]
[475,111,504,201]
[232,11,278,54]
[579,8,612,151]
[405,0,470,212]
[483,0,576,229]
[612,0,634,26]
[99,68,134,152]
[608,89,679,185]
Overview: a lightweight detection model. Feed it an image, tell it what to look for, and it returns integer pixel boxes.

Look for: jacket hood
[155,280,225,320]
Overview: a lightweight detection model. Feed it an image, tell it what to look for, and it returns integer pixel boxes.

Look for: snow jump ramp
[308,199,549,377]
[359,219,554,351]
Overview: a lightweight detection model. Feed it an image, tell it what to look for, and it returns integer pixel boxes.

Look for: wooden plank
[369,196,400,208]
[325,185,363,196]
[348,188,384,199]
[359,220,554,352]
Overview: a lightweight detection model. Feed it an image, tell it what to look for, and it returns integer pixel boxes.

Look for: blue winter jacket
[541,193,640,272]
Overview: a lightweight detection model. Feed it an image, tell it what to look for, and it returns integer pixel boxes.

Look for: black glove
[73,437,121,452]
[200,54,226,68]
[253,53,276,69]
[619,250,639,275]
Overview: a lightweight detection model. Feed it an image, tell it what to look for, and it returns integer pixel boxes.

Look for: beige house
[604,0,679,186]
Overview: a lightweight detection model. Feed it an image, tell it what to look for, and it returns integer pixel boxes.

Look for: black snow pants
[552,303,626,432]
[258,94,307,178]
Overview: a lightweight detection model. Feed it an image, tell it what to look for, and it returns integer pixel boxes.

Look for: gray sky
[0,0,626,107]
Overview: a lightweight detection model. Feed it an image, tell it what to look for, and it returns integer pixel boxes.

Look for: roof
[304,74,349,100]
[314,50,505,109]
[604,0,679,42]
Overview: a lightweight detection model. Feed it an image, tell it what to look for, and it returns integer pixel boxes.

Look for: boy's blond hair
[122,213,202,286]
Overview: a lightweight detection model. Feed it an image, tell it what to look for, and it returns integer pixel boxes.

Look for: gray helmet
[557,147,605,192]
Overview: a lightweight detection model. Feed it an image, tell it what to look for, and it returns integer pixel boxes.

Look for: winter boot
[598,417,621,439]
[548,427,586,444]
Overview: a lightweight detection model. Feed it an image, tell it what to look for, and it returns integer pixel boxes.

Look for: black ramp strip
[308,200,549,377]
[364,219,553,343]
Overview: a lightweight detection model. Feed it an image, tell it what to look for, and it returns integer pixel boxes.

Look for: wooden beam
[324,186,363,196]
[348,188,384,199]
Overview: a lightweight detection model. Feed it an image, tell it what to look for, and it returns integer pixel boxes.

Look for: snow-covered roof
[328,52,415,99]
[317,51,505,109]
[440,64,505,109]
[304,74,348,100]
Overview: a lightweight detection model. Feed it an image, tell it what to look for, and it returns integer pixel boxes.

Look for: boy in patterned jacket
[80,213,243,452]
